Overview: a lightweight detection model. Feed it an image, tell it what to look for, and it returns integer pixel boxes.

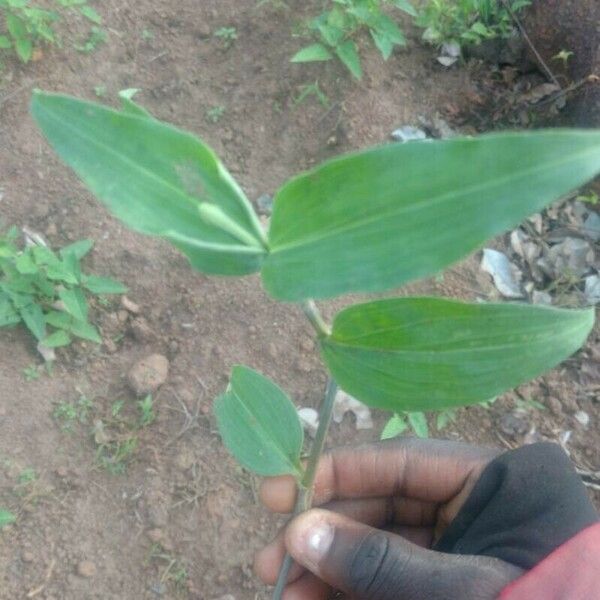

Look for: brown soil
[0,2,598,599]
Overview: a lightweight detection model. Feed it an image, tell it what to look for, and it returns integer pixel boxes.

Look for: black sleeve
[434,442,599,569]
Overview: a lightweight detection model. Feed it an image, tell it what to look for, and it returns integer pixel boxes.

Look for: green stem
[272,377,338,600]
[301,300,331,337]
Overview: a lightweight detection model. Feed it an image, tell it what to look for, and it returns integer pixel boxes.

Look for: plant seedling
[0,509,15,529]
[214,26,237,49]
[137,394,155,427]
[205,105,225,123]
[30,90,600,598]
[0,228,125,357]
[292,0,417,80]
[293,81,330,108]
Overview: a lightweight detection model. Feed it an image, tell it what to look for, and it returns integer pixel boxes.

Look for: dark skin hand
[255,438,523,600]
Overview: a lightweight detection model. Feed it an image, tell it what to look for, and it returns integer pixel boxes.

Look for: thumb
[285,509,522,600]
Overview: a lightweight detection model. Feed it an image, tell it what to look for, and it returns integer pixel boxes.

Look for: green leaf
[83,275,126,294]
[391,0,417,16]
[335,40,362,79]
[69,319,101,343]
[118,88,154,119]
[0,509,16,529]
[59,287,88,321]
[291,43,333,63]
[6,14,26,39]
[214,366,304,478]
[79,5,102,24]
[41,329,71,347]
[321,297,595,412]
[14,253,37,275]
[30,92,267,276]
[0,295,20,327]
[262,130,600,301]
[45,310,71,330]
[371,29,393,60]
[0,35,12,49]
[381,414,407,439]
[59,239,93,260]
[407,412,429,438]
[19,303,46,340]
[14,38,32,62]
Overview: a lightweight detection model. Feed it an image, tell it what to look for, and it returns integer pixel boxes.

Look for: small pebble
[146,528,164,543]
[127,354,170,396]
[121,296,141,314]
[22,551,35,563]
[574,410,590,427]
[77,560,97,578]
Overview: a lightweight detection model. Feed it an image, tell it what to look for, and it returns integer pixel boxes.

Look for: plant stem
[301,300,331,337]
[272,377,338,600]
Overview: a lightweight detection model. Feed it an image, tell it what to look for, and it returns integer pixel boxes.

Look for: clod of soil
[127,354,170,396]
[76,560,97,578]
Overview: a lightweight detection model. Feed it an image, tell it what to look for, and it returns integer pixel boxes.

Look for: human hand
[255,438,523,600]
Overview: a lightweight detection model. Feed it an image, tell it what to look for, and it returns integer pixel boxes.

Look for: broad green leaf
[0,35,12,49]
[6,14,26,39]
[0,510,15,529]
[45,310,71,330]
[118,88,154,119]
[59,287,88,321]
[83,275,126,294]
[41,329,71,347]
[19,303,46,340]
[263,131,600,301]
[31,92,267,276]
[291,43,333,63]
[61,252,81,283]
[14,38,32,62]
[321,297,595,412]
[60,239,93,260]
[381,414,407,439]
[214,366,304,478]
[335,40,362,79]
[371,29,394,60]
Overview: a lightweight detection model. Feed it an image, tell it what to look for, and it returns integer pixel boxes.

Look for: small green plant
[416,0,531,48]
[95,432,138,475]
[293,81,330,108]
[74,24,105,52]
[576,190,599,205]
[53,395,92,431]
[292,0,417,80]
[205,105,225,123]
[31,91,600,599]
[148,545,189,591]
[137,394,155,427]
[22,363,41,380]
[552,49,574,69]
[93,84,106,98]
[0,509,15,529]
[214,26,237,49]
[0,0,103,63]
[0,229,125,356]
[17,467,37,485]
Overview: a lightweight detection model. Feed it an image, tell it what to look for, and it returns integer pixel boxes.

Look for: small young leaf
[14,38,32,63]
[41,329,71,348]
[79,5,102,24]
[83,275,126,294]
[321,297,595,412]
[407,412,429,438]
[381,414,407,440]
[6,14,27,39]
[390,0,417,16]
[0,296,20,327]
[335,40,362,80]
[69,319,101,343]
[14,253,37,275]
[59,287,88,322]
[291,43,333,63]
[0,510,16,529]
[214,366,304,478]
[0,36,12,49]
[59,239,93,260]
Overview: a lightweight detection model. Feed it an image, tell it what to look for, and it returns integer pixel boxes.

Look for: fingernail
[288,515,334,570]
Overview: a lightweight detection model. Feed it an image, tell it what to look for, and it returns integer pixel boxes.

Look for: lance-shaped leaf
[214,366,304,478]
[263,130,600,301]
[31,92,267,276]
[321,297,595,412]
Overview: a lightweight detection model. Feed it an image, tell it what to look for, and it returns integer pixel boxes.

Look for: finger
[256,495,436,585]
[282,571,332,600]
[285,509,521,600]
[261,438,497,513]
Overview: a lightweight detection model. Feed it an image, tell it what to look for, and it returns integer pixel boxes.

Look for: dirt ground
[0,1,598,599]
